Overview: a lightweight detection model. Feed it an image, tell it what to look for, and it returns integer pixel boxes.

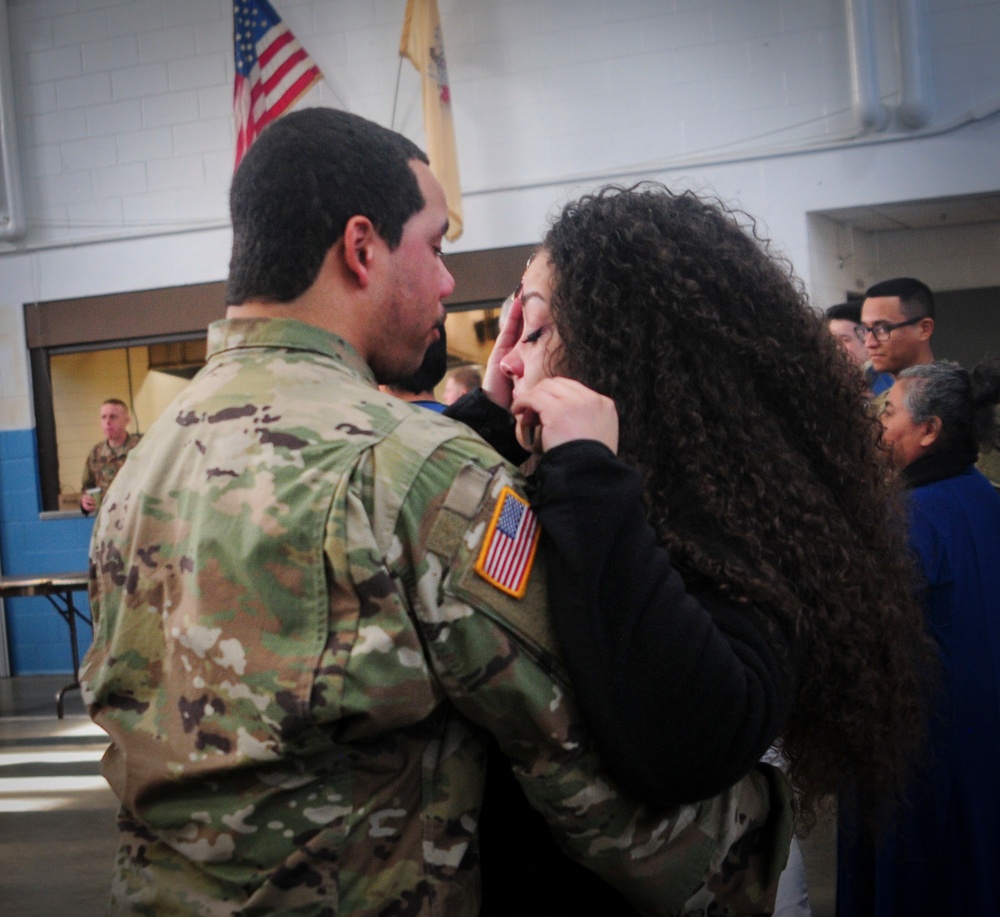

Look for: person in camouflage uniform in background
[80,398,142,513]
[81,109,793,916]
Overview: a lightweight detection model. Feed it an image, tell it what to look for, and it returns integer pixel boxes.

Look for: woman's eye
[522,328,543,344]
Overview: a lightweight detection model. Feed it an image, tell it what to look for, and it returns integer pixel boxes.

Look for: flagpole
[391,56,404,132]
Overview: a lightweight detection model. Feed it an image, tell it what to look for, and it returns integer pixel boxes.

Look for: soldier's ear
[342,216,378,288]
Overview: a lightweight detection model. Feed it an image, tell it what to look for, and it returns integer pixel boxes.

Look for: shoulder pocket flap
[427,462,569,685]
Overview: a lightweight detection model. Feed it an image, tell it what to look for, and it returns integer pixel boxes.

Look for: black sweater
[446,389,793,805]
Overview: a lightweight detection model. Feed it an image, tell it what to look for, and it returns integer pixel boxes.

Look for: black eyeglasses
[854,316,922,343]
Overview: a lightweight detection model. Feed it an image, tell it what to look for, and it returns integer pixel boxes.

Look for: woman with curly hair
[449,184,933,912]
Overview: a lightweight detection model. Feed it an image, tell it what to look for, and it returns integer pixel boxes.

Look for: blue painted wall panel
[4,595,91,673]
[1,428,94,674]
[0,428,33,461]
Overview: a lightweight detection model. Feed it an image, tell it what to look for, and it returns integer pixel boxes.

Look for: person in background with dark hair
[838,357,1000,917]
[826,301,868,366]
[449,184,931,882]
[826,301,893,395]
[857,277,935,386]
[81,111,792,916]
[80,398,141,514]
[381,322,448,411]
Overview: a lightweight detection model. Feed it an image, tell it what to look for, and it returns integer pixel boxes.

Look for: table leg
[45,591,90,719]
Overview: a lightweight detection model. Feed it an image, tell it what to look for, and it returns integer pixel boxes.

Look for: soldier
[81,109,791,915]
[79,398,141,513]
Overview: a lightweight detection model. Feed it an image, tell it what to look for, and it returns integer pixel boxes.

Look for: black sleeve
[530,440,794,807]
[443,388,530,466]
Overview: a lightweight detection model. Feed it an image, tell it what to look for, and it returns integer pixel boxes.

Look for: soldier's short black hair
[826,302,861,323]
[864,277,935,320]
[227,109,429,305]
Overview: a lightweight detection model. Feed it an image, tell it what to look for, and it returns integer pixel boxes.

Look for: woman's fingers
[512,378,619,453]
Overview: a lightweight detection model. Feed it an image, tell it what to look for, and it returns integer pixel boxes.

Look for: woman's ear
[920,415,942,449]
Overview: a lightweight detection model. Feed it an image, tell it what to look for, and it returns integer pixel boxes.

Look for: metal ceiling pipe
[897,0,933,128]
[845,0,889,133]
[0,0,25,241]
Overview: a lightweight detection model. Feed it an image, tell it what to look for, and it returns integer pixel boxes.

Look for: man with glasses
[826,301,894,396]
[857,277,936,383]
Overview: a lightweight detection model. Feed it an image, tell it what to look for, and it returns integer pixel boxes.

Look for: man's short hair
[826,302,862,324]
[227,109,429,306]
[392,326,448,395]
[102,398,128,412]
[864,277,935,320]
[448,366,482,393]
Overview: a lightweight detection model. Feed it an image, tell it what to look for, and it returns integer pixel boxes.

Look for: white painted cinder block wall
[2,0,1000,430]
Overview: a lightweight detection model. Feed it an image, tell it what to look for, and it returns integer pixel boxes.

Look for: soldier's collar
[207,318,376,386]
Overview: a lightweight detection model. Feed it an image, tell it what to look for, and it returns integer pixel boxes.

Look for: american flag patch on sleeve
[474,486,541,598]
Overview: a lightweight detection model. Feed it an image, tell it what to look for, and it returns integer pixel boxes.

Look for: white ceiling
[816,191,1000,231]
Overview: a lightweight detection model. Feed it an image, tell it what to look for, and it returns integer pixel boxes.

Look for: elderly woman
[838,359,1000,917]
[450,184,933,914]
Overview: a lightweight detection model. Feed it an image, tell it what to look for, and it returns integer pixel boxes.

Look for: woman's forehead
[520,251,552,290]
[521,296,550,322]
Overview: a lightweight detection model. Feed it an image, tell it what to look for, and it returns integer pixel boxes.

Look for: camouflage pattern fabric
[82,432,143,494]
[81,318,793,916]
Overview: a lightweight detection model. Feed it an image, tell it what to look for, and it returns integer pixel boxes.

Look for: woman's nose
[501,350,523,379]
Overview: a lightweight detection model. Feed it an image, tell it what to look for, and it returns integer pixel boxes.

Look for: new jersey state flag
[475,487,540,599]
[400,0,463,241]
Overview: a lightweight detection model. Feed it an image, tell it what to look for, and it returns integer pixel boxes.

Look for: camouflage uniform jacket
[82,432,143,494]
[82,318,792,916]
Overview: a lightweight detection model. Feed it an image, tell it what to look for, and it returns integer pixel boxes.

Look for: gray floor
[0,675,118,917]
[0,675,837,915]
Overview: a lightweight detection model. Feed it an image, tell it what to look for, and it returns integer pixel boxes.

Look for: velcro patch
[474,486,540,599]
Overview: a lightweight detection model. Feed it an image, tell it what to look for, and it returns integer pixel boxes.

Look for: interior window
[44,337,206,511]
[25,245,534,514]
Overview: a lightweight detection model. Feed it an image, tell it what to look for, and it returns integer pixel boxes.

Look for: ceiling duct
[845,0,889,133]
[0,0,25,241]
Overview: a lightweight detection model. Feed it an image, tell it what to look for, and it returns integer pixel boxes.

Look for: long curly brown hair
[542,183,934,822]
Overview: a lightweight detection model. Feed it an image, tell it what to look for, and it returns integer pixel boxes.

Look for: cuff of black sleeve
[444,388,530,466]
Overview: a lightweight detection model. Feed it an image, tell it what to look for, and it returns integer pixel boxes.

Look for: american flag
[475,487,540,599]
[233,0,322,167]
